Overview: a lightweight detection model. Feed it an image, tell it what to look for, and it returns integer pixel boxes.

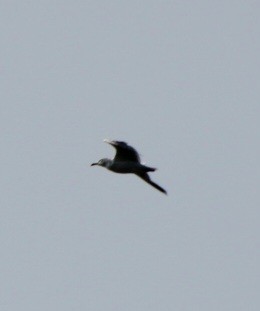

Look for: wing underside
[104,139,141,163]
[137,172,167,194]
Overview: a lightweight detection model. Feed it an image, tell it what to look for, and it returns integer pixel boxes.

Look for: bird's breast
[109,162,142,174]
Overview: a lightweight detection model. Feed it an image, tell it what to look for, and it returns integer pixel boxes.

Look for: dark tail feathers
[142,165,157,173]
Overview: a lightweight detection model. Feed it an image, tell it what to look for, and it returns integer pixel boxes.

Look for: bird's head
[91,158,112,168]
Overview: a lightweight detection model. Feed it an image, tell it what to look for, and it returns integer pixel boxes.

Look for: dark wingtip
[159,187,168,195]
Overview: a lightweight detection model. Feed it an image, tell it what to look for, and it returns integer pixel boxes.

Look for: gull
[91,139,167,194]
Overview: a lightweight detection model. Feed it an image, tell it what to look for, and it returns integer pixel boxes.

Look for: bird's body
[91,139,167,194]
[107,160,155,174]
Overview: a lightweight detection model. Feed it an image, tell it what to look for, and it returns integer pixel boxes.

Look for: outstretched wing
[137,172,167,195]
[104,139,141,163]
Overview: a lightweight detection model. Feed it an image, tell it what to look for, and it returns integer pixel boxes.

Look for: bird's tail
[141,165,157,172]
[137,173,167,195]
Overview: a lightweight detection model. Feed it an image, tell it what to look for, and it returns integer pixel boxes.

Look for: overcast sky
[1,1,259,310]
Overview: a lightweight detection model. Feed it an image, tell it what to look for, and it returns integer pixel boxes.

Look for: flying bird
[91,139,167,194]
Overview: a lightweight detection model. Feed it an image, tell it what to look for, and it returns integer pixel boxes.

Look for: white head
[91,158,112,169]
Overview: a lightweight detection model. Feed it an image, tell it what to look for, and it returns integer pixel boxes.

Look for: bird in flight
[91,139,167,194]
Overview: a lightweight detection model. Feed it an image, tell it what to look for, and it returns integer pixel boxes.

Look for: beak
[91,162,98,166]
[103,138,113,145]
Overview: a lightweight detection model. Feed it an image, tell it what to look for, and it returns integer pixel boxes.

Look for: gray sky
[1,1,259,310]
